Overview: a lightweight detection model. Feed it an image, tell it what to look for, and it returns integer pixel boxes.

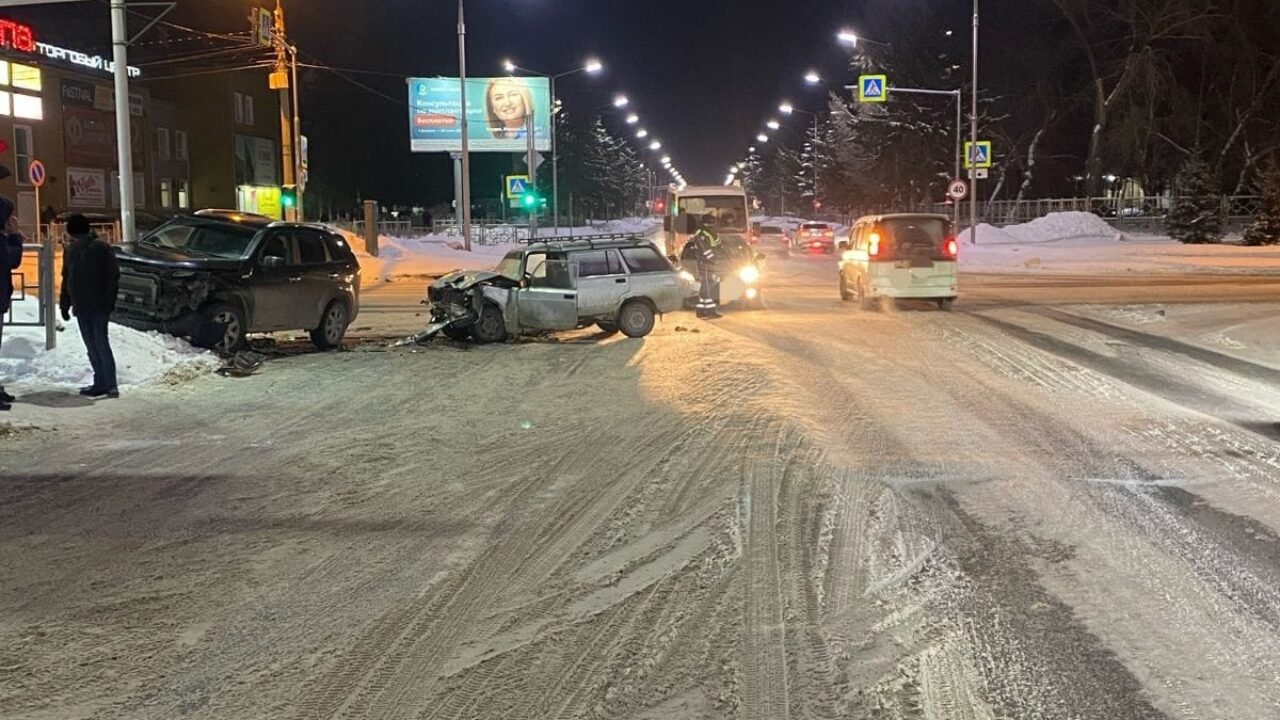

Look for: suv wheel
[618,301,656,338]
[858,280,875,311]
[471,303,507,344]
[596,321,620,337]
[839,275,853,302]
[196,302,247,354]
[310,300,349,350]
[442,325,472,341]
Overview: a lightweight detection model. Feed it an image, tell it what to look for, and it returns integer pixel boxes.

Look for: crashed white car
[422,237,694,343]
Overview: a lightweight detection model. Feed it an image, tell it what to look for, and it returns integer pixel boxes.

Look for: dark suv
[113,210,361,352]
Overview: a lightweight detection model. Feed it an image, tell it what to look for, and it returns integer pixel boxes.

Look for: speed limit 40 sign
[947,178,969,201]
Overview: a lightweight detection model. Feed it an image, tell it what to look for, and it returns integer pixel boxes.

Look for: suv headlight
[738,265,760,284]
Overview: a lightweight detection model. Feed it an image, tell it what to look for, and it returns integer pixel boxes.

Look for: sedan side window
[575,251,613,278]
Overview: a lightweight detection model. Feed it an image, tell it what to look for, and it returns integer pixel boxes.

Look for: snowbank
[960,211,1120,246]
[959,212,1280,275]
[1,301,219,391]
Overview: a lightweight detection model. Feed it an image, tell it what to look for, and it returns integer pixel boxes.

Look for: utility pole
[290,44,304,220]
[109,1,136,243]
[457,0,473,251]
[271,1,297,221]
[970,0,980,244]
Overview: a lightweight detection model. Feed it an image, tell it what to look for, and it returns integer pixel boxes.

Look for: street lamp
[625,113,639,124]
[649,140,662,150]
[502,58,517,73]
[637,129,649,139]
[779,102,795,115]
[804,70,821,85]
[661,155,671,164]
[757,134,769,143]
[767,119,780,130]
[613,94,629,108]
[836,29,859,47]
[584,58,604,74]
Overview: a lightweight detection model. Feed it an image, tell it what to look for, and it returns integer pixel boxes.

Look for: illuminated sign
[0,19,36,53]
[37,43,141,78]
[0,17,141,77]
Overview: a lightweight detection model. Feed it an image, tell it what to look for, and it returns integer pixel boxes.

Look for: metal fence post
[41,233,56,351]
[363,199,379,257]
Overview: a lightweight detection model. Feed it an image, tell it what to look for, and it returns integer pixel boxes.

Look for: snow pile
[1,306,219,391]
[959,211,1122,246]
[958,211,1280,275]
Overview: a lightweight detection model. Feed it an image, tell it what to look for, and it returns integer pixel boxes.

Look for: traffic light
[521,190,541,209]
[281,184,298,209]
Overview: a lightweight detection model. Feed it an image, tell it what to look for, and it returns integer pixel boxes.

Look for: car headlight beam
[738,265,761,284]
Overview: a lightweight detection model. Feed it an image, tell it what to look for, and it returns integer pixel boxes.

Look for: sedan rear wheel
[618,301,656,338]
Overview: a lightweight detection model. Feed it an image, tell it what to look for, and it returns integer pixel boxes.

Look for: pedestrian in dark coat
[0,197,24,411]
[60,213,121,398]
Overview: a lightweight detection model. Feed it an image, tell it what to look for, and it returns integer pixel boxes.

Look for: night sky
[6,0,1051,209]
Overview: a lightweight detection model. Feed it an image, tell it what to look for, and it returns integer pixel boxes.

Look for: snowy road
[4,254,1280,719]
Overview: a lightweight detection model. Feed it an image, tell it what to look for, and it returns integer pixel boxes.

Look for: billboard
[409,76,551,153]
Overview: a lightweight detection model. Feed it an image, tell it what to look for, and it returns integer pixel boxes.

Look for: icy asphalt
[3,254,1280,719]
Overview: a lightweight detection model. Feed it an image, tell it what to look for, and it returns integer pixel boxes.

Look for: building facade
[0,14,284,235]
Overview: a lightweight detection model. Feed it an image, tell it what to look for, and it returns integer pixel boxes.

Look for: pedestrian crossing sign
[858,75,888,103]
[965,141,993,169]
[505,175,531,199]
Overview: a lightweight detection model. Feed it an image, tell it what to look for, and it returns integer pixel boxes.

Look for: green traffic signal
[281,185,298,208]
[522,191,540,208]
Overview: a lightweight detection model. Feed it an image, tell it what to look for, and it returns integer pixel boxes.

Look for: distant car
[838,213,958,311]
[113,211,361,353]
[424,237,691,342]
[753,225,791,255]
[795,222,836,253]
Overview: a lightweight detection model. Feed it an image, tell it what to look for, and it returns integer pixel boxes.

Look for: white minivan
[838,213,959,310]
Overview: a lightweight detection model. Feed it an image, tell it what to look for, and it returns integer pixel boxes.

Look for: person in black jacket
[1,197,24,411]
[60,213,120,398]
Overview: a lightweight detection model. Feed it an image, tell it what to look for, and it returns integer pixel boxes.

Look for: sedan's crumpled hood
[431,269,519,292]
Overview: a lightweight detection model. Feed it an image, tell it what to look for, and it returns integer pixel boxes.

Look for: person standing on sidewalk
[60,214,120,398]
[1,198,25,411]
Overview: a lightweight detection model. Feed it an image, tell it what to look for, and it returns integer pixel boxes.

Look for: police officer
[691,213,723,319]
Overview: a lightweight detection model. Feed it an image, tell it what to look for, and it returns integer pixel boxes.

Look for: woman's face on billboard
[490,83,527,125]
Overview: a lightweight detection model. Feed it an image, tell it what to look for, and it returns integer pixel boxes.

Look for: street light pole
[457,0,473,251]
[551,75,559,232]
[970,0,979,244]
[110,0,136,243]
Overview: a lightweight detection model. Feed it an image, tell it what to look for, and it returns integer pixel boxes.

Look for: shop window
[0,90,10,117]
[156,127,170,160]
[159,178,172,208]
[11,63,39,92]
[0,61,9,86]
[243,95,254,125]
[175,130,188,161]
[234,92,245,124]
[14,125,32,185]
[175,179,190,209]
[13,94,41,120]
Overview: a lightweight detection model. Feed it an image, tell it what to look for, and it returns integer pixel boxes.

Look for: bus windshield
[676,196,749,232]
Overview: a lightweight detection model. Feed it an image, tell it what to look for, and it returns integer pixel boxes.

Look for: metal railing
[926,195,1262,227]
[6,242,58,350]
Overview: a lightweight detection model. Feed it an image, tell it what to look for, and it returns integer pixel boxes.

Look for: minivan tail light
[868,232,881,257]
[943,236,958,258]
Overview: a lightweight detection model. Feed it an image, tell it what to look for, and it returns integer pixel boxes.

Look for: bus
[662,185,751,258]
